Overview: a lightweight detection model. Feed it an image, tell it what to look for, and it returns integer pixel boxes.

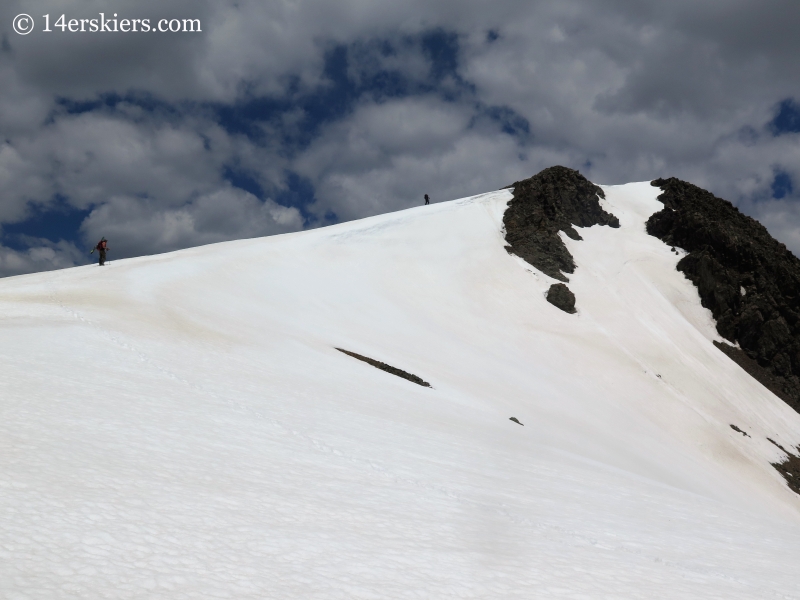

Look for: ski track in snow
[1,184,800,598]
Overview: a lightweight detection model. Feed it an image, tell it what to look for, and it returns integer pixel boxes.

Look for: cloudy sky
[0,0,798,275]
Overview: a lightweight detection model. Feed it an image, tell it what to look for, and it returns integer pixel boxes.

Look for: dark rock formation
[503,166,619,282]
[546,283,577,314]
[714,341,793,406]
[336,348,431,387]
[509,417,524,426]
[772,454,800,495]
[729,424,750,437]
[647,178,800,414]
[768,438,800,495]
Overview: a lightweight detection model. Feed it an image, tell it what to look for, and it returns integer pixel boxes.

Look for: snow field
[0,183,799,598]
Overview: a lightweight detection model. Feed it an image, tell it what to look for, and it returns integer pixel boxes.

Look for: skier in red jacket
[93,237,109,266]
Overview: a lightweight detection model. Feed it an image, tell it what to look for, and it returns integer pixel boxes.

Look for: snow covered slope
[2,182,800,598]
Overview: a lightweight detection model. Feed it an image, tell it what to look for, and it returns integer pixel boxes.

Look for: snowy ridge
[1,182,800,598]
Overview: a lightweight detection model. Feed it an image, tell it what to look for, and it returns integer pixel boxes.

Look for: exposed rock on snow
[336,348,431,387]
[730,424,750,437]
[546,282,577,313]
[768,438,800,494]
[503,166,619,282]
[648,178,800,414]
[714,340,793,406]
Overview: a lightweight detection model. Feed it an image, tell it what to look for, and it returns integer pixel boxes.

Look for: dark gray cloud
[0,0,799,275]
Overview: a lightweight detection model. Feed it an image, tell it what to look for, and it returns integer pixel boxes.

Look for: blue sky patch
[273,172,323,226]
[213,28,471,152]
[421,29,460,81]
[771,170,794,199]
[480,105,531,140]
[1,198,92,252]
[770,99,800,135]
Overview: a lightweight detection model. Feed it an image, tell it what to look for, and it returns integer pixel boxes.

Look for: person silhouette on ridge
[424,194,430,205]
[93,237,109,266]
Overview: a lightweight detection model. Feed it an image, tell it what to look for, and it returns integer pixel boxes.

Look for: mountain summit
[1,170,800,597]
[507,167,800,417]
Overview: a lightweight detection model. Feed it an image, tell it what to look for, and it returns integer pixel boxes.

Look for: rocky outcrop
[647,178,800,414]
[714,341,793,406]
[546,283,577,314]
[768,438,800,495]
[336,348,431,387]
[503,166,619,282]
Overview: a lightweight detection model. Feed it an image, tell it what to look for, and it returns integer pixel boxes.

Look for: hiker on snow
[93,237,109,266]
[424,194,430,205]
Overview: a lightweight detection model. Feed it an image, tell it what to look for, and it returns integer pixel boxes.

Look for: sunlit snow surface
[2,182,800,598]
